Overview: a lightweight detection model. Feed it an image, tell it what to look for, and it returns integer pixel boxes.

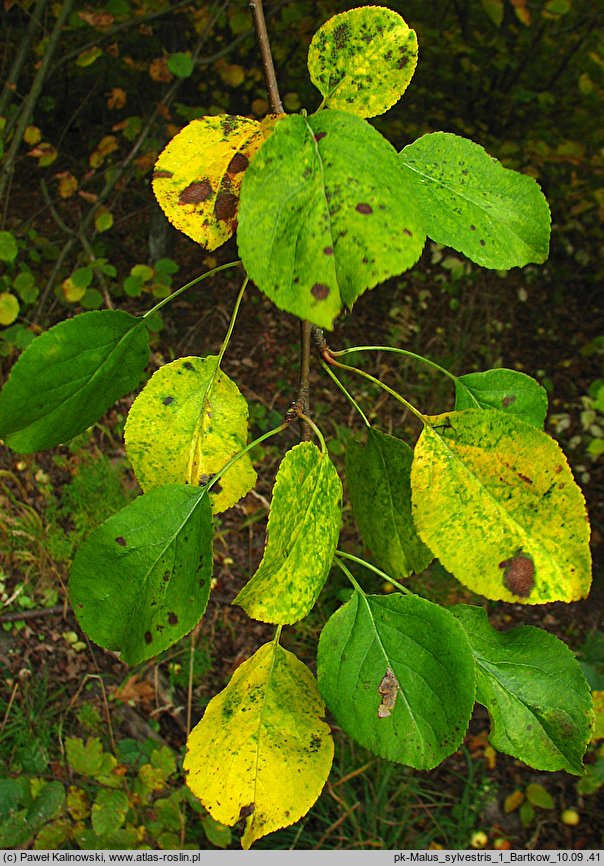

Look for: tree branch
[249,0,318,440]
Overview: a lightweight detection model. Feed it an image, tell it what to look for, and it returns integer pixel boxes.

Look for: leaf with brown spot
[184,642,333,848]
[153,115,264,251]
[308,7,418,118]
[238,111,425,329]
[70,485,213,666]
[411,409,591,604]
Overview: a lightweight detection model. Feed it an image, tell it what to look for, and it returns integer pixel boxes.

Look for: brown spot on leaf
[314,131,327,142]
[403,228,412,237]
[377,666,399,718]
[162,395,174,406]
[499,552,535,597]
[179,180,212,204]
[214,191,238,221]
[311,283,330,300]
[502,394,516,407]
[167,611,178,625]
[323,246,333,256]
[517,472,533,484]
[480,239,486,246]
[554,465,563,473]
[356,203,373,214]
[239,804,254,820]
[183,361,194,370]
[470,224,476,231]
[144,631,153,644]
[227,152,249,174]
[153,169,173,180]
[163,570,170,583]
[115,536,127,546]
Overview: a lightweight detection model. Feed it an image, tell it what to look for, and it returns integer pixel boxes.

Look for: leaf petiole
[206,421,288,493]
[321,361,370,426]
[324,354,428,426]
[142,260,242,320]
[335,550,412,595]
[294,409,328,452]
[330,345,457,383]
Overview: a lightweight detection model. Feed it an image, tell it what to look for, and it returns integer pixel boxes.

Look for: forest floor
[1,226,603,850]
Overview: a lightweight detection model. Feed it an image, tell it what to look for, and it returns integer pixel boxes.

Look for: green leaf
[452,605,593,774]
[317,591,475,769]
[234,442,341,624]
[399,132,551,268]
[201,814,232,848]
[153,115,263,251]
[66,737,119,784]
[480,0,504,26]
[0,231,18,262]
[411,409,591,603]
[525,783,555,809]
[184,642,334,849]
[124,355,256,514]
[455,368,548,428]
[69,484,213,665]
[13,272,38,303]
[0,310,149,453]
[238,111,425,330]
[168,52,194,78]
[91,789,129,837]
[307,7,418,118]
[346,428,432,579]
[25,782,65,834]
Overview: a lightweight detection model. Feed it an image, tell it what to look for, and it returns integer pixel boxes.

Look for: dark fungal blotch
[499,552,535,597]
[162,395,174,406]
[115,536,127,547]
[311,283,330,300]
[227,152,249,174]
[144,631,153,644]
[183,361,194,370]
[314,131,327,142]
[356,203,372,214]
[153,169,173,180]
[167,612,178,625]
[178,180,213,205]
[502,394,516,407]
[214,191,238,221]
[323,246,333,256]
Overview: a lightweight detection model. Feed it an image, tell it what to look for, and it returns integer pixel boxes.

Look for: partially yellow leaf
[591,691,604,742]
[152,115,263,251]
[124,355,256,513]
[411,409,591,604]
[184,642,334,849]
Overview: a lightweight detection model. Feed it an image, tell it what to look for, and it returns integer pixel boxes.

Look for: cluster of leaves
[0,4,596,849]
[0,736,230,850]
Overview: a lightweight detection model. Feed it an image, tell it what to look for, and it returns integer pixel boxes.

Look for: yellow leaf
[62,278,86,303]
[149,57,172,83]
[216,60,245,88]
[411,409,591,604]
[76,46,103,68]
[124,355,256,513]
[184,642,334,848]
[591,691,604,742]
[0,293,19,325]
[504,789,524,813]
[107,87,127,110]
[152,115,264,251]
[24,125,41,145]
[55,172,78,198]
